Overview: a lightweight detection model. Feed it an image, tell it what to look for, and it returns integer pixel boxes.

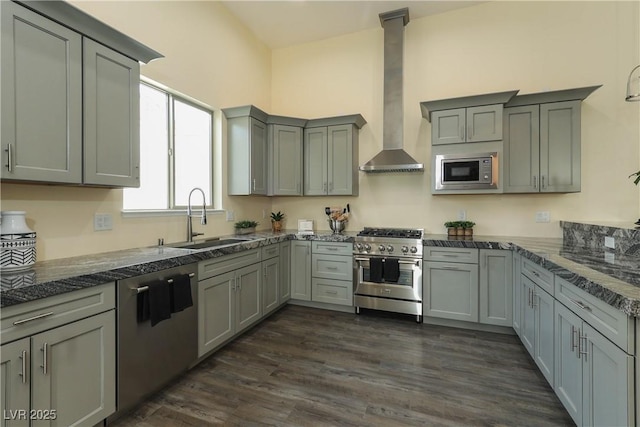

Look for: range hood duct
[360,8,423,173]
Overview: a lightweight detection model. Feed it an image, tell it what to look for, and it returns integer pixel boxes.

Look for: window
[123,81,213,211]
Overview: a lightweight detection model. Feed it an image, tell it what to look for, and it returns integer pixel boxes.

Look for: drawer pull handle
[570,325,578,353]
[531,270,540,278]
[20,350,27,383]
[325,290,338,295]
[13,311,54,325]
[325,247,339,251]
[134,273,195,294]
[579,330,588,361]
[440,266,461,271]
[569,298,591,312]
[6,143,13,172]
[326,266,338,270]
[41,343,48,375]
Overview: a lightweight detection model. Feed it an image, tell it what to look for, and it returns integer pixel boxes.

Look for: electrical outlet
[604,236,615,249]
[262,209,267,219]
[535,211,550,223]
[226,210,235,222]
[94,213,113,231]
[457,209,466,221]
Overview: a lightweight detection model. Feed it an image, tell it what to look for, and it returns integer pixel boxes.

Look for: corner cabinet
[224,106,269,195]
[267,117,306,196]
[0,0,160,187]
[304,115,366,196]
[503,86,601,193]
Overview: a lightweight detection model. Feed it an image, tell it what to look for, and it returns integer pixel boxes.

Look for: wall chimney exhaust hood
[360,8,424,173]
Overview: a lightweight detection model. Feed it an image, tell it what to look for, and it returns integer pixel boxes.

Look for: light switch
[226,210,235,221]
[535,211,550,223]
[94,213,113,231]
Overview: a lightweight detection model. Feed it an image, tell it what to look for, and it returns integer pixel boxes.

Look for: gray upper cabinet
[267,117,305,196]
[0,1,160,187]
[421,90,518,145]
[83,39,140,187]
[224,106,269,196]
[304,115,365,196]
[503,86,601,193]
[1,1,83,184]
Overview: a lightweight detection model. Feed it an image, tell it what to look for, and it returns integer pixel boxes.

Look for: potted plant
[234,220,258,235]
[444,221,460,237]
[270,211,285,232]
[460,221,476,237]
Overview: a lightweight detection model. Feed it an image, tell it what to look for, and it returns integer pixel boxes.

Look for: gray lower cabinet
[430,104,503,145]
[262,246,280,316]
[479,249,512,327]
[290,240,311,301]
[83,39,140,187]
[0,310,116,427]
[268,124,303,196]
[512,252,522,336]
[279,241,291,304]
[1,1,82,184]
[1,1,146,188]
[555,302,633,427]
[423,261,479,322]
[198,263,262,357]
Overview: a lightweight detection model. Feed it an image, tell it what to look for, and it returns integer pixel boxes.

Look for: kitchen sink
[167,238,250,250]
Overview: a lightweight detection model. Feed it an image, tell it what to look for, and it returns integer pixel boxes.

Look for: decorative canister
[0,211,36,271]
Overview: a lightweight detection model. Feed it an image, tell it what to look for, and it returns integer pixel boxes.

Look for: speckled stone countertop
[2,230,638,318]
[422,234,640,317]
[0,230,355,308]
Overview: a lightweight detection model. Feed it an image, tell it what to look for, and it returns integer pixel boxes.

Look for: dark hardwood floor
[112,305,574,426]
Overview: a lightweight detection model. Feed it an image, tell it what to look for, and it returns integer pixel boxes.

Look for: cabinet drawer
[556,276,633,353]
[261,244,280,260]
[312,254,352,281]
[423,246,479,263]
[312,241,352,256]
[1,282,115,343]
[521,258,554,295]
[311,278,352,306]
[199,249,261,280]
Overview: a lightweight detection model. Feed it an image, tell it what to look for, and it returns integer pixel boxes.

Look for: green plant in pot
[459,221,476,237]
[234,220,258,235]
[444,221,460,237]
[270,211,285,232]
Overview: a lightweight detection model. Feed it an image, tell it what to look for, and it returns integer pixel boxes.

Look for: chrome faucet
[187,187,207,242]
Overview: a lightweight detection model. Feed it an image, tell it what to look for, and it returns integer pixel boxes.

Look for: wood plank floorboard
[111,305,574,426]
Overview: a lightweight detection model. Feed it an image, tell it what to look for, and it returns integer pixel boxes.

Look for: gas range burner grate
[357,227,423,239]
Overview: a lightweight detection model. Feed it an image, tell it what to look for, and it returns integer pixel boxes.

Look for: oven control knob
[355,243,363,251]
[410,246,418,254]
[386,245,394,253]
[364,244,371,252]
[401,245,409,253]
[378,245,386,252]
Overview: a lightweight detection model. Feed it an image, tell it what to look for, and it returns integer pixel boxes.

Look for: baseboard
[288,299,356,314]
[422,316,516,335]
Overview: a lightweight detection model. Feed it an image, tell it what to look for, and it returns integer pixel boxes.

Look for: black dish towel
[369,258,383,283]
[383,258,400,283]
[170,274,193,313]
[148,280,172,326]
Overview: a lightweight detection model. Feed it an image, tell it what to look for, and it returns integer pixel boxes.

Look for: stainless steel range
[353,227,423,322]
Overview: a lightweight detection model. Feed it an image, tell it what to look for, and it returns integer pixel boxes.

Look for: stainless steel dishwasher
[108,263,198,423]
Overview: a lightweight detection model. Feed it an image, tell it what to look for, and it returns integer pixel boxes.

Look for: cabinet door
[262,257,280,316]
[303,127,328,195]
[466,104,502,142]
[0,338,30,427]
[250,118,268,195]
[235,263,262,334]
[512,253,522,336]
[479,249,512,327]
[503,105,540,193]
[31,310,116,427]
[270,124,302,195]
[279,241,291,303]
[198,271,234,357]
[582,323,633,427]
[290,241,311,300]
[327,124,353,195]
[534,286,555,387]
[423,262,479,322]
[554,302,583,426]
[540,100,581,193]
[520,275,536,357]
[83,38,140,187]
[0,1,82,184]
[431,109,465,145]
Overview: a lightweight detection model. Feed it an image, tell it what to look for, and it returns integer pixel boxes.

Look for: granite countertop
[2,230,638,318]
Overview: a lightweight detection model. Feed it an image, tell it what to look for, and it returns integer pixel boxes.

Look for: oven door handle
[353,257,420,266]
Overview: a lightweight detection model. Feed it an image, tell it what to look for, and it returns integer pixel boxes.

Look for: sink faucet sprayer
[187,187,207,242]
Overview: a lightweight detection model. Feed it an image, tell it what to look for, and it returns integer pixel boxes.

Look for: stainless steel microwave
[434,152,498,191]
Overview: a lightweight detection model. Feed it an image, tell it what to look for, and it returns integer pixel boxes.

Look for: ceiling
[220,1,484,49]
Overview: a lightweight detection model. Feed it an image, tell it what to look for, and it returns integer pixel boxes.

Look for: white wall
[1,1,274,260]
[271,1,640,237]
